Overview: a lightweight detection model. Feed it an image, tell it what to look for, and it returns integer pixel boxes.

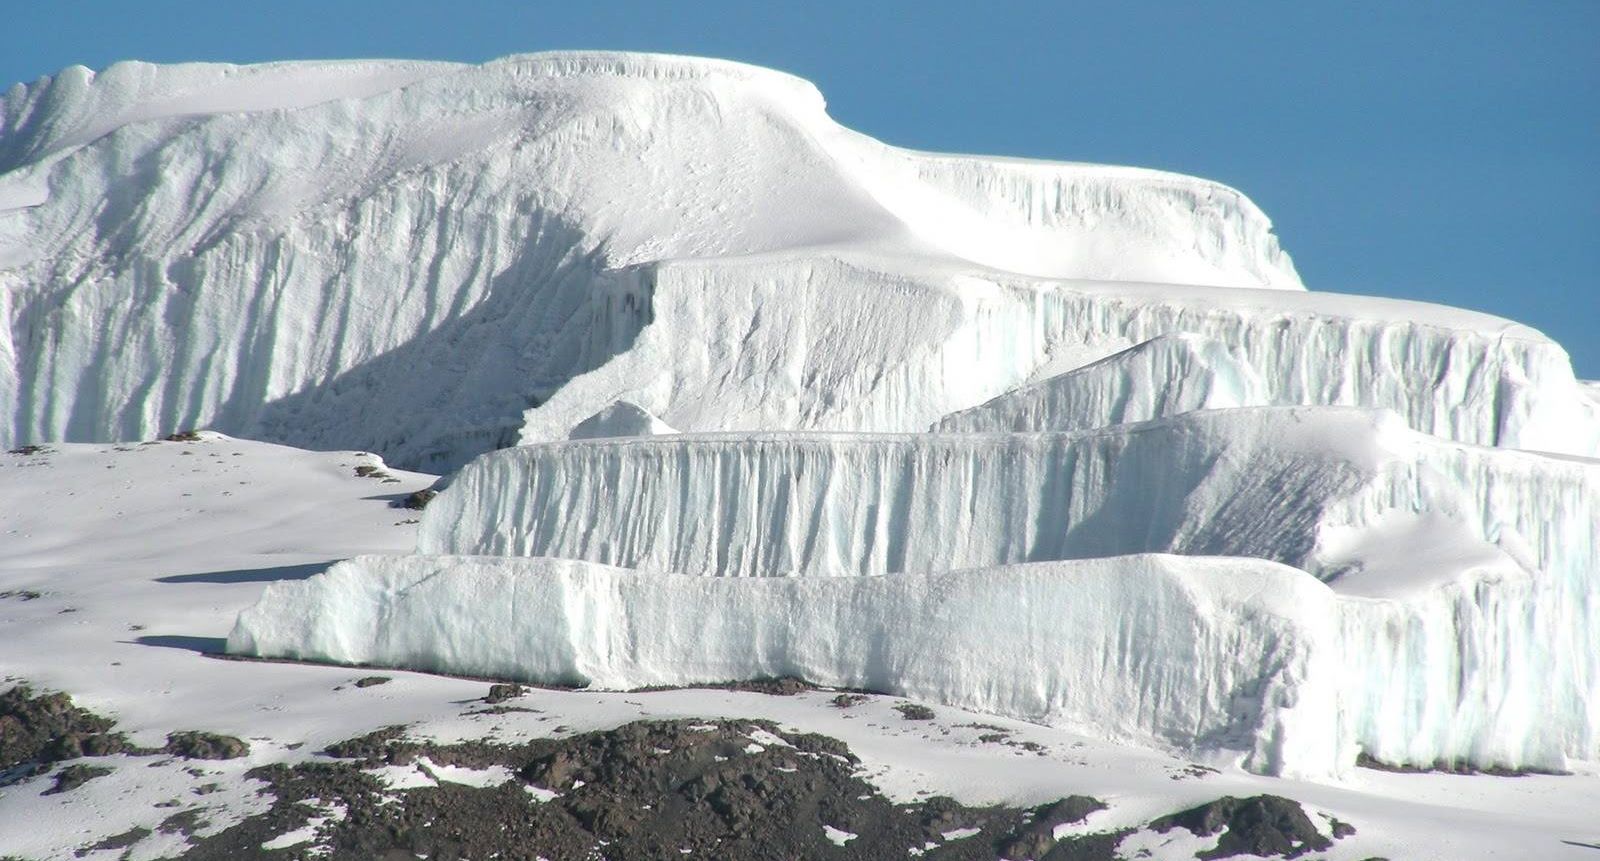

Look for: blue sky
[5,1,1596,375]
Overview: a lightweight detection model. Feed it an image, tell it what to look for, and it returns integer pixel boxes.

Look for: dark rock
[0,684,132,776]
[485,683,526,704]
[893,702,936,721]
[164,731,250,760]
[185,718,1109,861]
[718,676,815,696]
[6,444,50,455]
[322,725,409,763]
[158,808,209,836]
[43,763,113,795]
[1355,751,1563,776]
[353,676,391,688]
[398,489,439,510]
[1150,795,1334,859]
[163,430,203,442]
[999,796,1107,860]
[79,825,152,855]
[830,693,869,708]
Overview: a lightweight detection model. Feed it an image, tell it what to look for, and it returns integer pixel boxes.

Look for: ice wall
[1,52,1305,467]
[516,256,1600,459]
[932,332,1265,434]
[228,553,1347,777]
[435,406,1600,587]
[227,545,1595,775]
[429,407,1395,575]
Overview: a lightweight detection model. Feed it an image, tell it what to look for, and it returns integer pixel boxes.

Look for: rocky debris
[997,796,1107,860]
[1355,752,1563,777]
[321,725,408,763]
[43,763,114,795]
[0,589,42,601]
[352,676,391,688]
[352,465,383,478]
[13,715,1359,861]
[80,826,153,856]
[894,702,936,721]
[1149,795,1333,859]
[174,719,1118,860]
[397,489,438,510]
[5,445,51,455]
[484,683,526,704]
[164,731,250,760]
[718,676,815,696]
[635,676,820,696]
[831,693,870,708]
[0,685,132,780]
[162,430,203,442]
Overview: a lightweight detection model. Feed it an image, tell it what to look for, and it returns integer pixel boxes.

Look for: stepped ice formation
[229,554,1347,777]
[1,52,1307,469]
[8,51,1588,781]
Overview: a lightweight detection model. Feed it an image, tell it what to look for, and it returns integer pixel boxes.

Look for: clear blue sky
[5,1,1596,376]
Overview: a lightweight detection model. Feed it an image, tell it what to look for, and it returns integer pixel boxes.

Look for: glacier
[7,51,1592,784]
[1,52,1306,470]
[228,554,1347,777]
[235,405,1599,776]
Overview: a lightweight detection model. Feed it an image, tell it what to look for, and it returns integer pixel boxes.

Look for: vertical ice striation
[228,553,1349,777]
[517,257,1600,459]
[1,53,1310,467]
[426,408,1395,575]
[931,333,1265,434]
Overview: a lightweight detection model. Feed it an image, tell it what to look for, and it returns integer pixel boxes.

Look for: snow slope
[1,52,1302,470]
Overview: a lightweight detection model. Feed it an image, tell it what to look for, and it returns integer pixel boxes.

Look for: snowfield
[3,50,1598,859]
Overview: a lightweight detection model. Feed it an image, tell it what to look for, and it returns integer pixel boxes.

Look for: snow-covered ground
[4,51,1597,859]
[3,437,1599,859]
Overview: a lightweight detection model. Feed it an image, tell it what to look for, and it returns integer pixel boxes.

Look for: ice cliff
[11,51,1588,781]
[2,52,1307,469]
